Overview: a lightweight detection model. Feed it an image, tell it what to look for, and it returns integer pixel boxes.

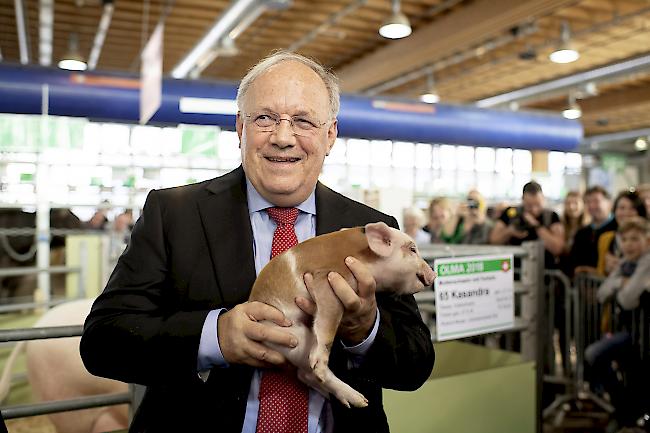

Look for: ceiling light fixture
[562,92,582,120]
[635,137,648,151]
[419,72,439,104]
[549,21,579,64]
[58,33,87,71]
[379,0,411,39]
[179,97,238,115]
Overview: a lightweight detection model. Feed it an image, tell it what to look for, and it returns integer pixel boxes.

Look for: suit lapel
[197,166,256,307]
[197,176,351,306]
[315,182,352,235]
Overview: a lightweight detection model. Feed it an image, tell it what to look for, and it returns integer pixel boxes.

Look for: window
[456,146,475,171]
[432,145,441,170]
[414,143,432,169]
[347,139,370,166]
[439,145,456,170]
[565,152,582,171]
[217,131,241,169]
[325,138,347,164]
[548,151,566,173]
[475,147,495,172]
[392,141,415,168]
[495,148,512,174]
[512,149,532,173]
[370,140,392,167]
[101,124,130,155]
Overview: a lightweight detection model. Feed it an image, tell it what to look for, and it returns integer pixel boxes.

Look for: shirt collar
[590,214,614,230]
[245,179,316,216]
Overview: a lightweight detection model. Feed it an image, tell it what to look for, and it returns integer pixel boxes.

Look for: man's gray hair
[236,50,340,120]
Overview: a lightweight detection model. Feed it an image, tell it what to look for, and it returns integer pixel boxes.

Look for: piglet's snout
[420,262,435,287]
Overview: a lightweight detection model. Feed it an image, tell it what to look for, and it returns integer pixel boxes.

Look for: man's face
[619,230,649,262]
[236,61,337,207]
[584,192,611,223]
[522,192,544,218]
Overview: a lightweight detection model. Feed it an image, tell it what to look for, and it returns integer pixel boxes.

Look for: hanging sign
[140,22,164,125]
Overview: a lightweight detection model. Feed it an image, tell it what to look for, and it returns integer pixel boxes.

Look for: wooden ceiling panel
[0,0,649,140]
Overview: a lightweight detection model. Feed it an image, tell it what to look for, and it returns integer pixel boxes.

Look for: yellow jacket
[596,230,616,276]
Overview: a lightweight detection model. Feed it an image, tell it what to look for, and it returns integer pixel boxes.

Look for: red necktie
[256,207,308,433]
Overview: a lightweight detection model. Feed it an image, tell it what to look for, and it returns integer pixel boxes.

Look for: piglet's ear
[365,222,394,257]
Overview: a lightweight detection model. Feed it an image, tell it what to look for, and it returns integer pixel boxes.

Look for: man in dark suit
[80,51,434,433]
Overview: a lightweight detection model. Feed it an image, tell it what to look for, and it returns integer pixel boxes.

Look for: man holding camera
[489,181,565,265]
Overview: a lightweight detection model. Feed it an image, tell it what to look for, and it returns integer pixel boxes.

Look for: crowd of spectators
[404,181,650,432]
[404,181,650,279]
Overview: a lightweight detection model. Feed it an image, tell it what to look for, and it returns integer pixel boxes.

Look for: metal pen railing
[0,325,132,420]
[0,228,126,421]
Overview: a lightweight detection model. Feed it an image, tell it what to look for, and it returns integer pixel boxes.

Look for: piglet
[249,221,435,408]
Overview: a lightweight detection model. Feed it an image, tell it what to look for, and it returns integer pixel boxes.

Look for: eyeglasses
[244,112,328,137]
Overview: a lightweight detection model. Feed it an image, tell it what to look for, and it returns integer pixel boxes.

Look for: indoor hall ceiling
[1,0,650,150]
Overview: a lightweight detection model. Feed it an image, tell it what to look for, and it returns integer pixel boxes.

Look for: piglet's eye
[410,245,417,253]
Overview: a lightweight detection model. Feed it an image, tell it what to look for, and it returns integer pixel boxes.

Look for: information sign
[433,254,514,341]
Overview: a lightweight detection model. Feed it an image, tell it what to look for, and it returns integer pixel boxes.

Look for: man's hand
[507,224,529,239]
[522,211,541,229]
[604,253,620,274]
[217,301,297,368]
[457,202,469,219]
[574,265,598,275]
[299,257,378,345]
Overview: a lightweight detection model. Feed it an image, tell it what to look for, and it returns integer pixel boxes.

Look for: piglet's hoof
[335,388,369,409]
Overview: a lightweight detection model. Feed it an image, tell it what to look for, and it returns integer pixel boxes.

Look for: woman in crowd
[559,191,590,275]
[427,197,462,244]
[402,206,430,244]
[562,190,590,253]
[597,190,647,276]
[636,183,650,216]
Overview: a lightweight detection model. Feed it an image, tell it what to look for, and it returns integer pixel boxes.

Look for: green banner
[181,126,218,156]
[0,115,87,151]
[437,258,511,277]
[601,153,626,173]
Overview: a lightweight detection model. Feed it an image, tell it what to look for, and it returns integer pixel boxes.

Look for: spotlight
[562,93,582,119]
[379,0,411,39]
[419,72,439,104]
[549,21,579,64]
[58,33,87,71]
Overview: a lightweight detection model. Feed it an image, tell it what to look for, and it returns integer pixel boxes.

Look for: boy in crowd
[586,217,650,431]
[597,217,650,309]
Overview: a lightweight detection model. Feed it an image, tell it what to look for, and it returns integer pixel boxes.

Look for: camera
[467,198,480,210]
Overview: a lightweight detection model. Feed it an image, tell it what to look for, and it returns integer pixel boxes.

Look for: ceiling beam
[579,85,650,113]
[335,0,577,92]
[39,0,53,66]
[477,54,650,108]
[14,0,30,64]
[582,127,650,145]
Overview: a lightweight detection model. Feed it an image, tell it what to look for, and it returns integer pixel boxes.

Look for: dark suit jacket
[569,218,618,272]
[80,166,434,433]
